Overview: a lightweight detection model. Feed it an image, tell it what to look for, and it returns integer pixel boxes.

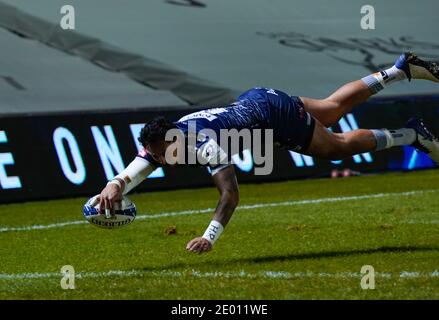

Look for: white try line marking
[1,269,439,281]
[0,189,438,233]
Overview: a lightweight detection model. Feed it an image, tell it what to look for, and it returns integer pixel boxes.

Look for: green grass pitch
[0,169,438,299]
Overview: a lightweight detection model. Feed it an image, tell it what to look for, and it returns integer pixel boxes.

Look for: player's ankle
[361,65,408,95]
[372,128,416,150]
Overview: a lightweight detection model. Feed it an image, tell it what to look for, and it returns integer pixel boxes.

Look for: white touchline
[406,220,439,224]
[0,189,438,233]
[1,269,439,281]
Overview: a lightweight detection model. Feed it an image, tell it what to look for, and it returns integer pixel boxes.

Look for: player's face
[146,138,181,166]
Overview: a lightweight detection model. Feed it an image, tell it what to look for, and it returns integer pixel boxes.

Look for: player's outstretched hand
[186,237,212,254]
[93,184,123,216]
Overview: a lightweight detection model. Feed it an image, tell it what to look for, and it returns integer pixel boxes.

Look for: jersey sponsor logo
[178,108,228,122]
[266,88,278,95]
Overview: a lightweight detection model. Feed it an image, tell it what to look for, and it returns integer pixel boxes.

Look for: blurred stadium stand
[1,0,438,103]
[0,28,191,115]
[0,1,238,116]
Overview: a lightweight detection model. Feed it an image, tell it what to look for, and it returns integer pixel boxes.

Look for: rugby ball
[83,194,137,229]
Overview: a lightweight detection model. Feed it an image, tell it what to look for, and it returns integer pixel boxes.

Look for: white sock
[362,66,407,94]
[376,66,407,86]
[372,128,416,151]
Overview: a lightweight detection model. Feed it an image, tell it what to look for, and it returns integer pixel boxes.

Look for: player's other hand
[92,184,123,215]
[186,237,212,254]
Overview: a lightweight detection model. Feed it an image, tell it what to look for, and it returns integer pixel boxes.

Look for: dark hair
[138,116,176,147]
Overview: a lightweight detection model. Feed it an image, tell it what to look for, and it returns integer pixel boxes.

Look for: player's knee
[319,117,338,128]
[323,116,341,128]
[312,114,339,128]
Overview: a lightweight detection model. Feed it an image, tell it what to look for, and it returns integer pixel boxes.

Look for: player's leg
[300,52,439,128]
[299,80,371,128]
[303,118,439,164]
[303,119,378,160]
